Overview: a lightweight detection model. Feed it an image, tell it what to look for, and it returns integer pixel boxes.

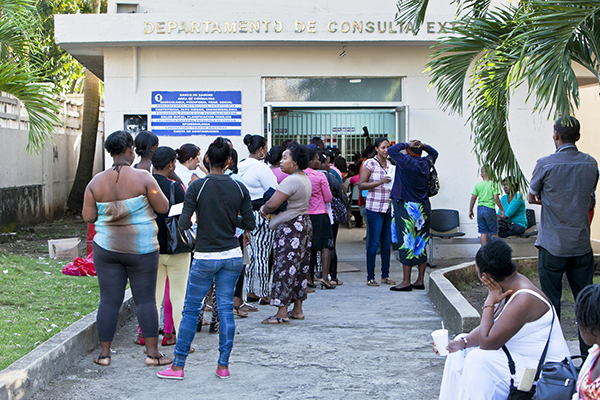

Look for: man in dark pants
[529,116,598,356]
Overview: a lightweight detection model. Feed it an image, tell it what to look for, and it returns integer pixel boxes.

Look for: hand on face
[481,274,513,306]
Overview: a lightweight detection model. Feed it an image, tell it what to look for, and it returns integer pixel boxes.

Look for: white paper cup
[431,329,449,356]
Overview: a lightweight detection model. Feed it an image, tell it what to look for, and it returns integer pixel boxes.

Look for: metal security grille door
[268,109,396,160]
[263,77,407,159]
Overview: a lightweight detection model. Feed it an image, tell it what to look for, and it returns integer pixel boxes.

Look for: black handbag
[164,181,196,254]
[427,156,440,197]
[498,217,515,233]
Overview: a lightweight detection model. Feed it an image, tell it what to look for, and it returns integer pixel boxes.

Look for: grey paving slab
[28,227,447,400]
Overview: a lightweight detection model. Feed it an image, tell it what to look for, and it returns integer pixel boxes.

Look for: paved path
[30,227,446,400]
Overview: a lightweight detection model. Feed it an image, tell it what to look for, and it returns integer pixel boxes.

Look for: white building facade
[55,0,599,258]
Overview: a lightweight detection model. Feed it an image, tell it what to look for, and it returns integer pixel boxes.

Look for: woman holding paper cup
[358,137,395,287]
[436,238,570,400]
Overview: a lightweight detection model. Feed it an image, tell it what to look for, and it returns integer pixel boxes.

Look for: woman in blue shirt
[497,177,527,237]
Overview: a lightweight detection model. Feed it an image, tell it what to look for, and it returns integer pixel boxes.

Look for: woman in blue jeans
[358,138,395,287]
[157,138,255,380]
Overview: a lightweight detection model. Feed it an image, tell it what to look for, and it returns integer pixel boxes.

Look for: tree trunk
[66,70,101,212]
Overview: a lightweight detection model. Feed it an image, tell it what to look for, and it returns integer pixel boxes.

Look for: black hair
[575,284,600,335]
[475,237,517,282]
[348,163,359,176]
[280,139,294,149]
[374,137,389,148]
[175,143,200,164]
[266,145,285,166]
[502,176,517,192]
[207,137,232,169]
[134,131,158,157]
[554,116,580,143]
[334,157,348,173]
[316,149,329,164]
[308,148,318,163]
[229,148,239,174]
[323,148,336,163]
[310,136,324,149]
[362,144,376,159]
[105,130,133,156]
[151,146,176,170]
[243,134,267,154]
[286,141,309,170]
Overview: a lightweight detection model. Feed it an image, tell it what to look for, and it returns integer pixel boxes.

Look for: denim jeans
[366,209,392,281]
[173,256,243,368]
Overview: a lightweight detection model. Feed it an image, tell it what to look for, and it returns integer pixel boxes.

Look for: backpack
[427,156,440,197]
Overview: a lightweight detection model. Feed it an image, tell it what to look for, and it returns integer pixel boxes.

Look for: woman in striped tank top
[82,130,171,367]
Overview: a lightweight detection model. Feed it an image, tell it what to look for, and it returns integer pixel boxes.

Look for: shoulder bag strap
[169,181,176,207]
[207,178,235,230]
[502,307,556,383]
[533,308,555,381]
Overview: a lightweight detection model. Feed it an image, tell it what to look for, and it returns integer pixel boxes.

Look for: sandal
[330,279,343,286]
[93,355,111,366]
[261,316,289,324]
[238,303,258,312]
[161,333,176,346]
[145,352,172,366]
[233,306,248,318]
[133,333,145,345]
[367,280,380,287]
[287,311,305,320]
[381,277,396,285]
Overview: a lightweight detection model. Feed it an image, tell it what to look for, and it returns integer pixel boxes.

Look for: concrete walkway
[29,226,446,399]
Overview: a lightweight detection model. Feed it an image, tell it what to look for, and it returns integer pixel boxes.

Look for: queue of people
[83,117,599,397]
[84,131,351,379]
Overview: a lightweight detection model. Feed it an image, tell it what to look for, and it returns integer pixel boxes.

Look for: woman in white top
[174,143,208,189]
[437,237,570,400]
[237,134,278,304]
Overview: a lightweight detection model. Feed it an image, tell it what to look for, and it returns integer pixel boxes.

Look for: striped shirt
[364,158,391,213]
[94,195,159,254]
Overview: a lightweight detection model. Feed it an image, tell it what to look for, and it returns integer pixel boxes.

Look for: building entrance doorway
[266,108,403,161]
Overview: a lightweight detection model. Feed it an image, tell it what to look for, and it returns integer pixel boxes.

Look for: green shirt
[472,180,501,209]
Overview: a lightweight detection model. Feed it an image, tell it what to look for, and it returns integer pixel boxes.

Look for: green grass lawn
[0,252,100,370]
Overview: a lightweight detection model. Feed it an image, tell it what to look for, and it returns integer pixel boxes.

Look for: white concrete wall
[0,95,104,227]
[101,42,555,246]
[575,83,600,244]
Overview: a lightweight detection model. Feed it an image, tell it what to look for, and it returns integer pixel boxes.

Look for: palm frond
[426,4,529,191]
[454,0,492,19]
[517,0,600,117]
[396,0,429,34]
[0,62,62,153]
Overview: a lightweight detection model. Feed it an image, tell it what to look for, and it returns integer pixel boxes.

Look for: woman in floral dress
[387,140,438,291]
[259,142,312,324]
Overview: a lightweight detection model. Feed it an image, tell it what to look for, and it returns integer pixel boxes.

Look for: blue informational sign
[151,91,242,136]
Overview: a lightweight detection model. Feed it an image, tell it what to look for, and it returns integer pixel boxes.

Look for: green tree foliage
[31,0,107,94]
[0,0,61,153]
[396,0,600,192]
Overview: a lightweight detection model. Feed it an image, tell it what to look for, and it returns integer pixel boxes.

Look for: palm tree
[396,0,600,191]
[0,0,61,153]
